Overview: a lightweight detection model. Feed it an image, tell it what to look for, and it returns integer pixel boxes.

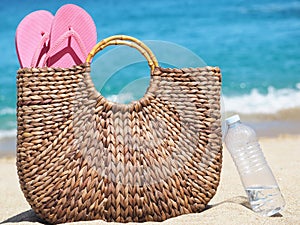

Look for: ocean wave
[0,129,16,140]
[2,85,299,117]
[105,85,300,117]
[1,87,297,138]
[0,107,15,115]
[106,93,135,103]
[1,87,299,140]
[235,1,300,15]
[223,86,300,114]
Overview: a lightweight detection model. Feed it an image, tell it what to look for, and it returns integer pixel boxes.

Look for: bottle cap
[226,114,240,125]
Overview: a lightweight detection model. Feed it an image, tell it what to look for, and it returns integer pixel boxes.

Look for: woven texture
[16,37,222,224]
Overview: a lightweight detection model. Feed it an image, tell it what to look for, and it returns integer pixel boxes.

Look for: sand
[0,135,299,225]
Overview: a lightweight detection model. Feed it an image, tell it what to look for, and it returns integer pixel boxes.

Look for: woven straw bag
[17,35,223,224]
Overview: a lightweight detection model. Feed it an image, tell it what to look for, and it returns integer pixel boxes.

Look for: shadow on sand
[0,210,47,224]
[205,196,283,217]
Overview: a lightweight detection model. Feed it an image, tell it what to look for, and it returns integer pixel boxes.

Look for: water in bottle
[224,115,285,216]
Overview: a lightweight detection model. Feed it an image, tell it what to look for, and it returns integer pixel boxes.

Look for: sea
[0,0,300,154]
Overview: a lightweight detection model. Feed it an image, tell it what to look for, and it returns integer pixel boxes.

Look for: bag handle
[86,35,159,72]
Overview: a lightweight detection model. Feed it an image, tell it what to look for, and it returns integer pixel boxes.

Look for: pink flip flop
[15,10,54,68]
[46,4,97,67]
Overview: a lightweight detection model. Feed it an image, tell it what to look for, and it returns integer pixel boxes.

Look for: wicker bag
[17,35,223,224]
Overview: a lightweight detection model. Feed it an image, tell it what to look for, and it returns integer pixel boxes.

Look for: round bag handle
[86,35,159,72]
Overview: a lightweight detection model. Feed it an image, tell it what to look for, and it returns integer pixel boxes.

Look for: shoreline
[246,120,300,137]
[1,119,300,157]
[0,137,16,157]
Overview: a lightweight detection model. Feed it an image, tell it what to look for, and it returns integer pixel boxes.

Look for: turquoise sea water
[0,0,300,141]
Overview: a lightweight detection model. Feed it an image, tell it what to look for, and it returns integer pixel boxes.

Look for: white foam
[1,87,298,140]
[0,107,15,115]
[235,1,300,14]
[0,129,16,140]
[106,86,300,115]
[223,86,300,114]
[106,93,135,104]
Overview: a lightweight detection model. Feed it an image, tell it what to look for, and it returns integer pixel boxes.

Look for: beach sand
[0,135,299,225]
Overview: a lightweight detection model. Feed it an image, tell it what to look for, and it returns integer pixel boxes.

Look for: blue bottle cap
[226,114,240,125]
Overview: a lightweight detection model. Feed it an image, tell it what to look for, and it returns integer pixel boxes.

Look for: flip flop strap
[30,33,50,67]
[43,27,88,66]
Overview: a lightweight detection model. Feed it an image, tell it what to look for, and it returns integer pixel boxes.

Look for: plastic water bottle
[224,115,285,216]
